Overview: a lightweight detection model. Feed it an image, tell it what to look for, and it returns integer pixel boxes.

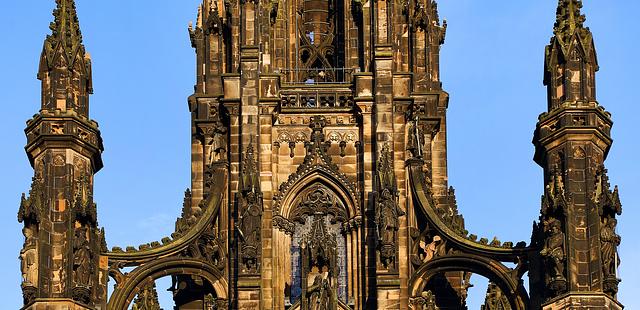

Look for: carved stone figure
[73,227,91,286]
[209,120,228,163]
[201,234,226,270]
[378,189,399,245]
[407,118,425,158]
[307,274,331,310]
[540,218,565,282]
[419,235,443,263]
[20,227,38,286]
[238,192,262,270]
[601,217,621,278]
[132,282,162,310]
[409,290,439,310]
[377,188,404,266]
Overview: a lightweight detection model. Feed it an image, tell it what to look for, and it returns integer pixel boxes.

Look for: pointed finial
[197,5,203,28]
[46,0,84,57]
[553,0,587,42]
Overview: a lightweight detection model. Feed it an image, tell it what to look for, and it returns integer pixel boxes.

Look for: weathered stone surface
[20,1,625,309]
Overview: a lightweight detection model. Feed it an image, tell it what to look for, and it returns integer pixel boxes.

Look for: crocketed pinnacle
[553,0,588,43]
[44,0,85,63]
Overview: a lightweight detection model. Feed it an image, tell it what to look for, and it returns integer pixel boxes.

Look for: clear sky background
[0,1,637,309]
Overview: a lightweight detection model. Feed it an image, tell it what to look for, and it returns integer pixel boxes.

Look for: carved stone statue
[407,118,425,158]
[209,120,228,163]
[540,218,565,282]
[73,227,91,286]
[409,290,439,310]
[377,188,404,266]
[601,217,621,278]
[419,235,443,263]
[307,274,331,310]
[238,192,262,270]
[378,189,399,245]
[20,226,38,286]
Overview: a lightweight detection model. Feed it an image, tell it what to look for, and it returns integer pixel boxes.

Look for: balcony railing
[276,67,359,85]
[280,92,355,110]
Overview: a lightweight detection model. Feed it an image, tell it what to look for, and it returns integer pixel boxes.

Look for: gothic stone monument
[18,0,624,309]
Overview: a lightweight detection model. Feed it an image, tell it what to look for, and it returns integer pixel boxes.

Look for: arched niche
[276,170,359,221]
[273,174,362,310]
[108,257,228,310]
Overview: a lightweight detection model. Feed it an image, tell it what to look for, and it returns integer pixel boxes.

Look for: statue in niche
[540,218,565,282]
[238,191,262,270]
[407,118,425,158]
[300,216,337,310]
[20,226,38,286]
[307,273,332,310]
[73,227,91,286]
[377,188,404,266]
[378,189,400,245]
[601,217,621,278]
[209,120,228,163]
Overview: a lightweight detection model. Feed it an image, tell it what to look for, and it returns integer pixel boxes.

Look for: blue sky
[0,1,637,309]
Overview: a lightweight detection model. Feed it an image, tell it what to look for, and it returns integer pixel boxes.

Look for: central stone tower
[18,1,625,309]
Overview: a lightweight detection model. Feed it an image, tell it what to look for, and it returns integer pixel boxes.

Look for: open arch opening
[410,255,529,310]
[108,257,228,310]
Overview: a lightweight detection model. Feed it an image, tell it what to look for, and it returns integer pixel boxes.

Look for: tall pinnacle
[553,0,589,43]
[38,0,94,118]
[44,0,85,65]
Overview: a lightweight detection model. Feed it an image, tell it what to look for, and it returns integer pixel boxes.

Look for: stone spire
[544,0,598,110]
[533,2,623,309]
[45,0,85,61]
[38,0,93,117]
[553,0,588,43]
[19,1,107,308]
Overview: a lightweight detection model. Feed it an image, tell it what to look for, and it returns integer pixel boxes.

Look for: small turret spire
[39,0,93,117]
[44,0,85,65]
[544,0,598,110]
[553,0,587,42]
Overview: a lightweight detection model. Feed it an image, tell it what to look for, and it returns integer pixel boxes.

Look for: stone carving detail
[376,143,405,268]
[300,216,338,310]
[411,4,429,32]
[409,290,439,310]
[209,119,228,163]
[593,165,622,296]
[132,282,162,310]
[205,4,224,35]
[291,184,348,224]
[536,165,569,297]
[541,166,570,218]
[439,187,467,236]
[540,218,566,294]
[72,174,98,226]
[18,175,44,301]
[407,117,426,158]
[600,217,620,292]
[237,144,263,272]
[73,227,91,286]
[204,293,229,309]
[481,283,511,310]
[72,227,92,303]
[20,226,38,287]
[272,116,359,218]
[411,231,446,268]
